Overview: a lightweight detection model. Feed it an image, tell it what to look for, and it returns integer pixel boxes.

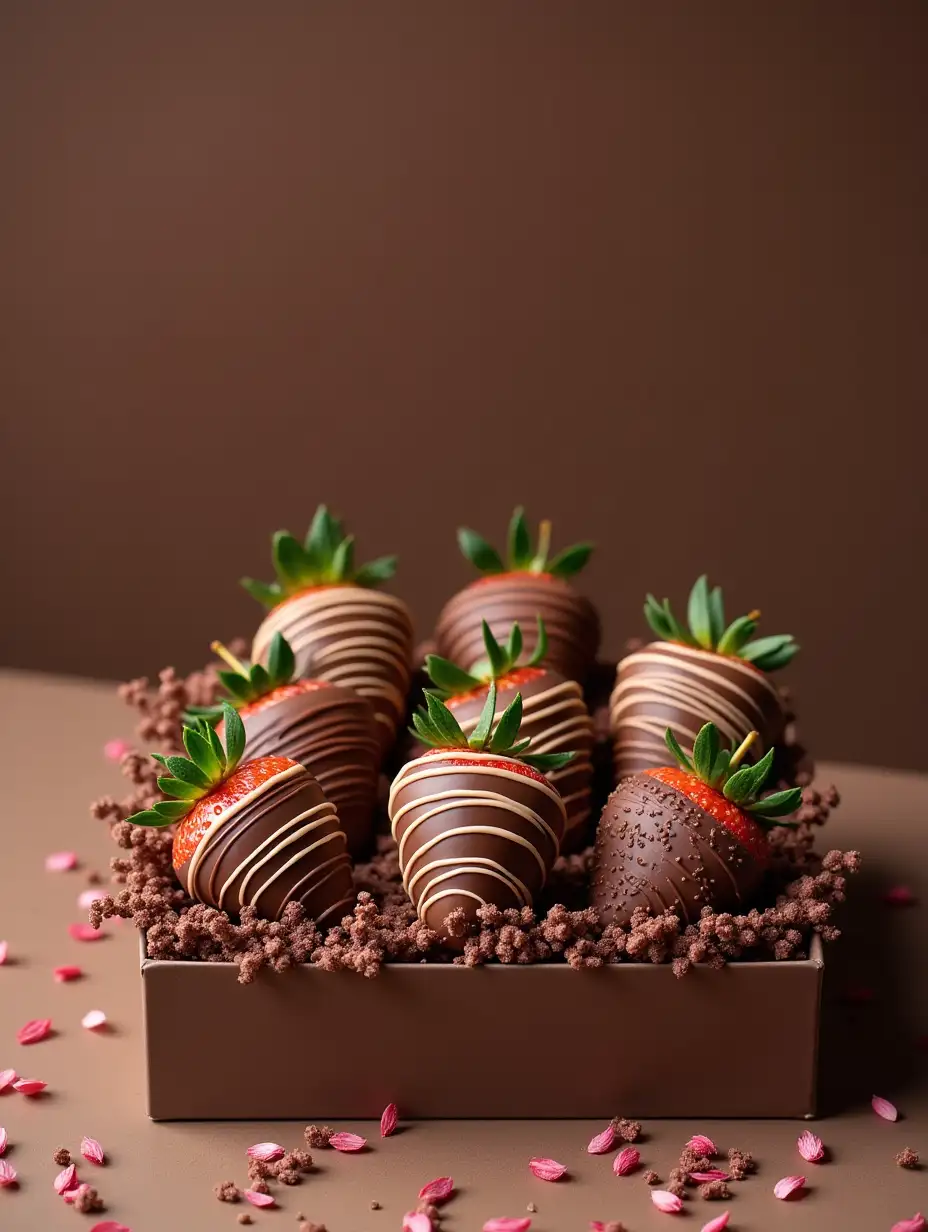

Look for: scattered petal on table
[891,1217,926,1232]
[686,1134,717,1157]
[90,1223,131,1232]
[242,1189,275,1207]
[103,739,132,762]
[798,1130,825,1162]
[0,1070,17,1093]
[528,1157,567,1181]
[587,1125,615,1154]
[329,1132,367,1152]
[46,851,78,872]
[403,1214,433,1232]
[774,1175,806,1200]
[0,1159,17,1186]
[0,941,8,966]
[873,1095,900,1121]
[245,1142,284,1162]
[78,889,107,911]
[12,1077,47,1095]
[81,1010,108,1031]
[689,1170,730,1182]
[16,1018,52,1045]
[613,1147,641,1176]
[483,1221,532,1232]
[652,1190,684,1213]
[418,1176,454,1203]
[53,966,83,982]
[80,1136,105,1165]
[54,1163,79,1194]
[380,1102,399,1137]
[700,1214,731,1232]
[0,1127,7,1155]
[68,924,105,943]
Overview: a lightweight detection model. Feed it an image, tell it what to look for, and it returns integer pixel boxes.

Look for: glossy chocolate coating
[176,762,354,925]
[251,585,415,758]
[610,642,787,779]
[388,750,566,939]
[238,683,379,859]
[434,573,600,684]
[591,773,765,927]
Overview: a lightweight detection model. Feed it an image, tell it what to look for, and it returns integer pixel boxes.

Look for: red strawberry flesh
[645,766,769,863]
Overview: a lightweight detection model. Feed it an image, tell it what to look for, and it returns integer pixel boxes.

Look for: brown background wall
[1,2,925,770]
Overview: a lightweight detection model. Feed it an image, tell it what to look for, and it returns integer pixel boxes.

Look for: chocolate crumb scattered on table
[214,1181,241,1203]
[643,1170,661,1184]
[700,1180,732,1200]
[53,1147,71,1166]
[896,1147,919,1168]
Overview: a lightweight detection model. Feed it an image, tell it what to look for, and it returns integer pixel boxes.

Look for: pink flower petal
[104,739,132,762]
[13,1077,46,1095]
[0,941,8,966]
[483,1221,532,1232]
[873,1095,899,1121]
[329,1131,367,1152]
[246,1142,285,1162]
[68,923,104,942]
[884,886,917,906]
[82,1009,108,1031]
[689,1170,730,1182]
[403,1214,433,1232]
[54,1163,79,1194]
[892,1216,926,1232]
[80,1136,105,1165]
[613,1147,641,1176]
[380,1102,399,1137]
[418,1176,454,1203]
[652,1190,684,1213]
[587,1124,616,1155]
[91,1224,132,1232]
[78,889,107,911]
[0,1070,17,1093]
[46,851,78,872]
[797,1130,825,1162]
[774,1174,806,1200]
[700,1215,731,1232]
[686,1134,717,1156]
[528,1156,567,1181]
[53,966,83,982]
[0,1127,7,1155]
[0,1159,17,1186]
[243,1189,276,1208]
[16,1018,52,1045]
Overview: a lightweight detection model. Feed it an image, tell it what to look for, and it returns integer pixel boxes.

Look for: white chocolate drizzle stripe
[221,801,338,907]
[407,855,532,905]
[395,798,555,881]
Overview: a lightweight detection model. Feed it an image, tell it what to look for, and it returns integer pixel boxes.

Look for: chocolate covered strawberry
[434,506,600,683]
[421,617,595,850]
[187,634,379,858]
[610,575,798,779]
[592,721,802,926]
[126,703,354,925]
[389,682,574,940]
[242,505,414,758]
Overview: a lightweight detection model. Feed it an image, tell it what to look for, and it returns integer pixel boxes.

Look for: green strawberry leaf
[644,595,673,640]
[425,691,466,747]
[708,585,725,647]
[508,507,532,569]
[218,671,253,701]
[482,620,508,679]
[353,556,397,587]
[424,655,481,695]
[183,727,221,779]
[330,534,355,582]
[663,727,693,772]
[222,702,246,770]
[457,527,505,574]
[152,800,191,822]
[489,691,522,753]
[164,755,211,789]
[546,542,593,578]
[748,787,803,818]
[156,776,203,801]
[506,621,523,666]
[469,681,498,748]
[522,750,576,772]
[124,808,175,828]
[240,578,283,608]
[687,575,713,649]
[266,632,295,686]
[716,614,759,657]
[692,721,719,779]
[272,531,309,586]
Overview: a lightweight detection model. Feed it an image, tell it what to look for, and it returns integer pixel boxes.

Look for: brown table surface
[1,669,926,1232]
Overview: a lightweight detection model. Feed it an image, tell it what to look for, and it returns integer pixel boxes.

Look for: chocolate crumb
[278,1168,301,1185]
[416,1201,440,1219]
[896,1147,920,1169]
[298,1224,327,1232]
[727,1147,755,1181]
[370,1200,381,1210]
[700,1180,731,1200]
[71,1184,104,1213]
[612,1117,642,1142]
[667,1180,687,1199]
[249,1179,271,1196]
[304,1124,335,1149]
[237,1217,253,1227]
[526,1202,537,1212]
[288,1150,314,1173]
[214,1181,241,1203]
[53,1147,72,1166]
[643,1170,661,1184]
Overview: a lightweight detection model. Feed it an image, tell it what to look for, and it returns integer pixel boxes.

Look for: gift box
[142,934,823,1120]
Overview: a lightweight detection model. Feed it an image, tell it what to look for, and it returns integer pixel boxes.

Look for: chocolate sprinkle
[53,1147,71,1166]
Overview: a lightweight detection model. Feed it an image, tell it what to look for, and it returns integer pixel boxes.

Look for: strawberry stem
[730,730,758,769]
[211,640,249,677]
[532,519,552,571]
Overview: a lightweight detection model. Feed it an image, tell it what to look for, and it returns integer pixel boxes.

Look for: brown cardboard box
[142,935,823,1120]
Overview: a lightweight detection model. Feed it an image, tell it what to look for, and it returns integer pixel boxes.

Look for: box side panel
[144,955,822,1120]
